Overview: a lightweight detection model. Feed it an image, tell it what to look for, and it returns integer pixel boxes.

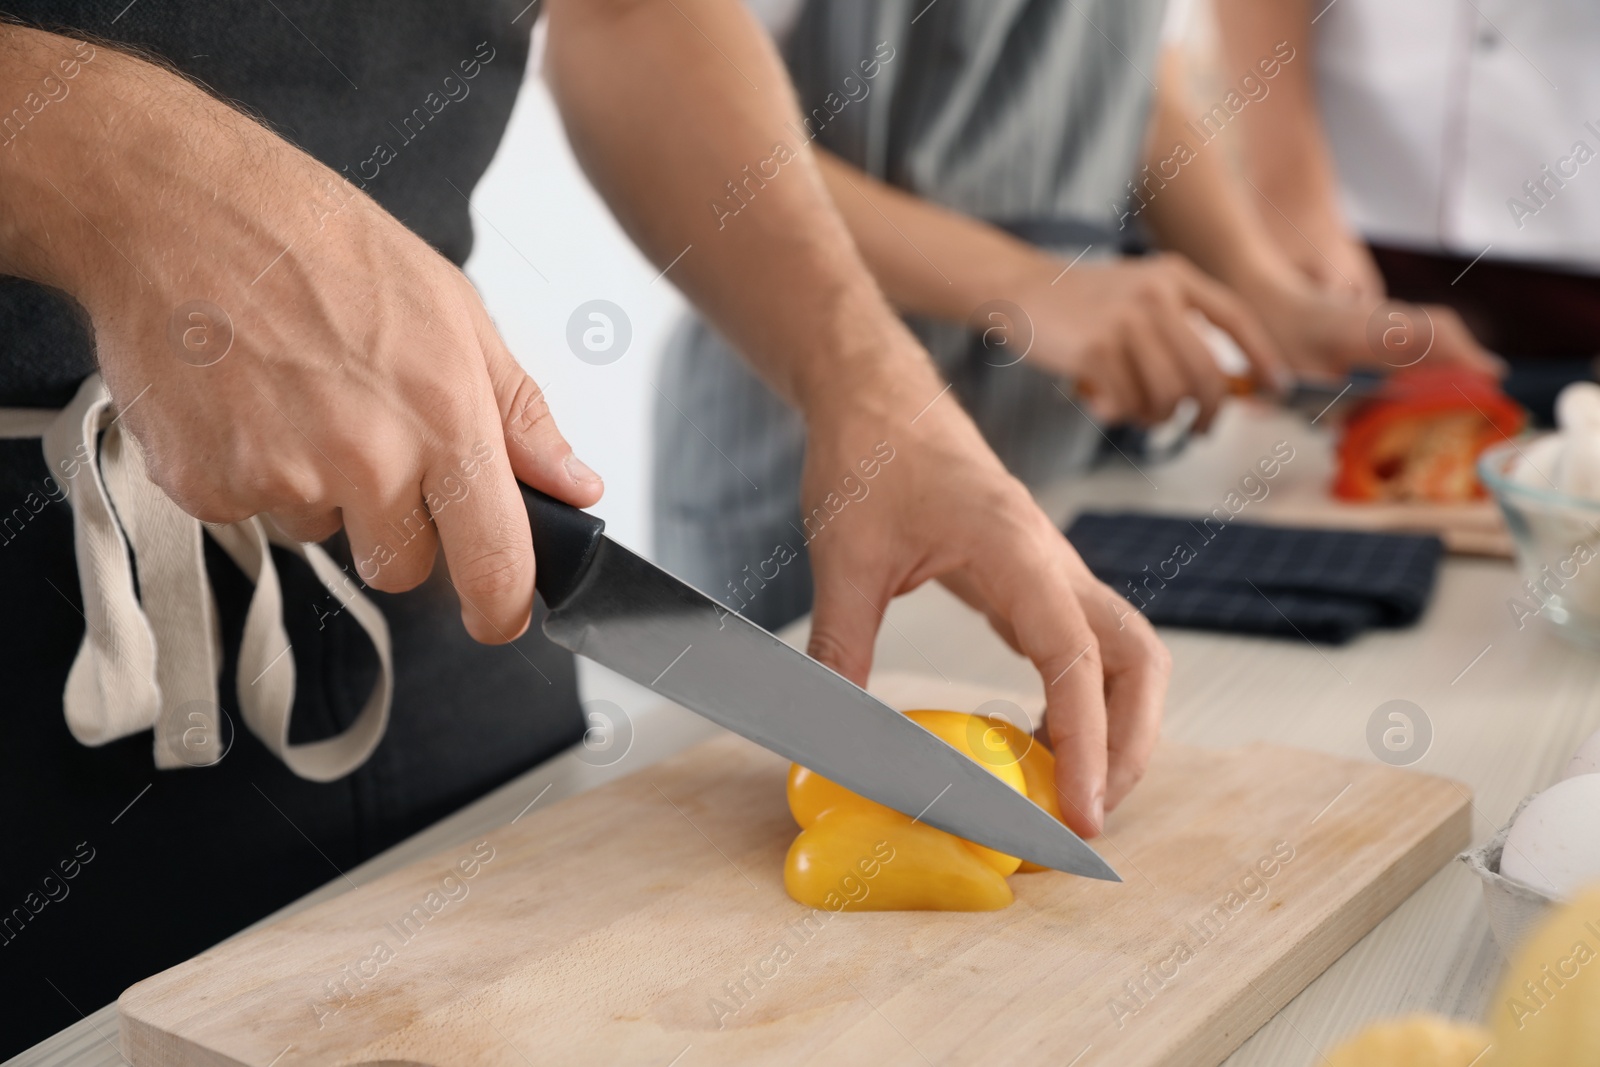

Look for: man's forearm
[1138,49,1294,297]
[812,149,1049,324]
[1210,0,1346,243]
[0,26,119,293]
[0,26,296,311]
[543,0,944,417]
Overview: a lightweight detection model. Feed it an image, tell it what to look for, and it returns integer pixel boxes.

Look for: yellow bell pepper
[783,709,1065,912]
[1484,884,1600,1066]
[1324,1016,1491,1067]
[1320,884,1600,1067]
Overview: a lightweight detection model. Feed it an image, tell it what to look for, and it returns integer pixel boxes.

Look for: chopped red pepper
[1333,368,1525,502]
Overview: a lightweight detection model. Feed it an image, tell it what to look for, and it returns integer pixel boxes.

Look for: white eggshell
[1500,774,1600,899]
[1567,729,1600,780]
[1557,380,1600,435]
[1556,382,1600,500]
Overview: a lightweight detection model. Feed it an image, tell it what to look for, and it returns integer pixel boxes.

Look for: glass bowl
[1479,437,1600,646]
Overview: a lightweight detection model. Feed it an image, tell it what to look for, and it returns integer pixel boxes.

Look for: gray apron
[653,0,1169,629]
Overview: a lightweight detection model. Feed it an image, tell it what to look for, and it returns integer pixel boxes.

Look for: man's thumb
[479,315,603,507]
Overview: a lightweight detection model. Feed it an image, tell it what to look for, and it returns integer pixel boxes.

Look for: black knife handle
[521,483,606,610]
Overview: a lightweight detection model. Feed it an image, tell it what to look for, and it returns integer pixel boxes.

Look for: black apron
[0,3,581,1055]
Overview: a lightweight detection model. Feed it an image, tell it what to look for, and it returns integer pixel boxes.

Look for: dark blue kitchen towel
[1064,512,1446,644]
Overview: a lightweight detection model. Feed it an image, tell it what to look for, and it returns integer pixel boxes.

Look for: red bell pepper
[1333,368,1524,502]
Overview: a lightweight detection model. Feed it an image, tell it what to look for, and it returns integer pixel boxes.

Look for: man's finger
[428,439,537,644]
[342,492,441,594]
[806,548,891,688]
[1124,320,1188,424]
[1080,584,1169,812]
[1427,306,1508,377]
[1078,344,1142,426]
[945,564,1162,815]
[1182,269,1290,393]
[1154,301,1227,429]
[973,537,1109,838]
[268,505,343,545]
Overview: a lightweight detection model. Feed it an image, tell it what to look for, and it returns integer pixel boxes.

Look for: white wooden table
[13,404,1599,1066]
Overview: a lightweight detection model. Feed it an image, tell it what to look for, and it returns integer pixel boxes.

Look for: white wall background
[463,58,683,559]
[462,55,687,712]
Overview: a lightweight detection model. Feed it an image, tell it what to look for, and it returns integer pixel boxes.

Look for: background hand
[1236,271,1507,381]
[1256,213,1388,305]
[1011,252,1287,431]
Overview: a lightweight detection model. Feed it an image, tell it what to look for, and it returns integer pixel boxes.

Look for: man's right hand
[0,27,601,642]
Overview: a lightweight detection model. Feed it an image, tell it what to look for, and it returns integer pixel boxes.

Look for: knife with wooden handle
[522,484,1120,881]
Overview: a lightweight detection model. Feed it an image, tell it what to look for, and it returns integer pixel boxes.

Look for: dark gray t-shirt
[0,0,532,405]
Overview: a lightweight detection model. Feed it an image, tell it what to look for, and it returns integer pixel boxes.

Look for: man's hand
[1251,204,1388,304]
[1233,271,1506,381]
[0,27,601,642]
[800,358,1171,838]
[1008,251,1286,430]
[806,152,1287,431]
[544,0,1173,834]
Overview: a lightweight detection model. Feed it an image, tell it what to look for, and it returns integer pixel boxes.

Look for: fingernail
[565,452,602,486]
[1091,792,1105,833]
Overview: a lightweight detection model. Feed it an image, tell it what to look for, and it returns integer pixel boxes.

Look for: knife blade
[521,485,1119,881]
[1281,372,1387,421]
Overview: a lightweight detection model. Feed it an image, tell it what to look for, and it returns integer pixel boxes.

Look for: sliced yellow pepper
[783,709,1065,912]
[1324,1016,1491,1067]
[785,807,1014,912]
[979,717,1063,873]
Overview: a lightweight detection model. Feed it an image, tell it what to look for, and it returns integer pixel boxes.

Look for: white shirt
[1315,0,1600,271]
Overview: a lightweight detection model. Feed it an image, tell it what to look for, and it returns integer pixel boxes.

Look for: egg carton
[1457,793,1559,955]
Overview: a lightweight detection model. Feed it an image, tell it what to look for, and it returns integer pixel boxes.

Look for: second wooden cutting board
[120,674,1470,1067]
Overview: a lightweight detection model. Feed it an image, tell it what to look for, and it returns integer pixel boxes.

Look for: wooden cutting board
[119,674,1470,1067]
[1253,497,1513,558]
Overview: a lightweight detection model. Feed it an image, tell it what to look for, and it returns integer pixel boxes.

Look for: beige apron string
[0,407,57,438]
[1,374,393,780]
[38,376,164,748]
[101,422,227,768]
[207,518,391,782]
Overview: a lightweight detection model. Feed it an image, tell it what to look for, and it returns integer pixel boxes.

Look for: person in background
[653,0,1498,638]
[0,0,1169,1052]
[1216,0,1600,423]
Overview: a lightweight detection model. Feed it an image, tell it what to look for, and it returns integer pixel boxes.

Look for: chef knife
[1191,311,1390,418]
[521,484,1120,881]
[1281,371,1387,421]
